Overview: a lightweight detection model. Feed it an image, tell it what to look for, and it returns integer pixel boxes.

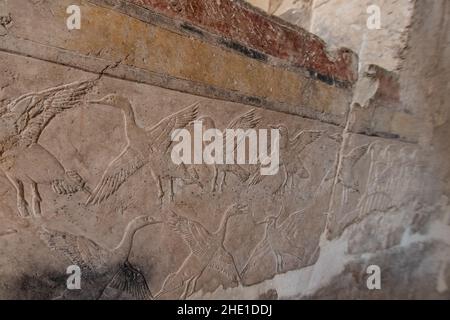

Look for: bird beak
[147,216,163,224]
[88,97,106,104]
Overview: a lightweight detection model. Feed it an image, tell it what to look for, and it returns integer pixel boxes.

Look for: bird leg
[275,253,283,273]
[151,171,165,206]
[180,275,198,300]
[185,274,200,299]
[31,181,42,217]
[169,177,175,202]
[156,274,187,300]
[6,176,30,218]
[219,170,227,193]
[212,166,218,192]
[273,165,288,195]
[184,166,203,189]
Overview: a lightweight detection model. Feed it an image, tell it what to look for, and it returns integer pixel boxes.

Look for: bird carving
[194,109,261,192]
[337,144,370,204]
[241,205,305,280]
[38,215,161,299]
[86,95,200,206]
[248,126,322,194]
[156,204,248,299]
[0,80,94,218]
[356,143,419,217]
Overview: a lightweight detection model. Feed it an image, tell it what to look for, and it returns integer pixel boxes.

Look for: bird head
[269,124,288,136]
[89,94,131,110]
[265,216,278,227]
[225,204,249,217]
[192,116,216,130]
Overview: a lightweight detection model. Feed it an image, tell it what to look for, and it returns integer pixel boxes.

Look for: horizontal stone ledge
[1,0,353,127]
[0,35,349,127]
[119,0,359,85]
[349,65,421,143]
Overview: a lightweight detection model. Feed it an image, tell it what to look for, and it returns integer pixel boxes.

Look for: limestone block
[1,0,355,126]
[247,0,313,30]
[310,0,414,71]
[0,49,342,299]
[349,64,421,142]
[304,241,450,299]
[326,133,430,240]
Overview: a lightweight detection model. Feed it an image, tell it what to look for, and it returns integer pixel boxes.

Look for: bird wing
[166,210,211,257]
[247,165,265,186]
[146,102,199,154]
[223,109,261,156]
[207,248,240,283]
[289,130,322,154]
[278,209,305,242]
[342,144,370,171]
[11,80,95,147]
[86,146,147,205]
[38,227,98,274]
[226,109,261,131]
[107,261,152,300]
[240,237,271,278]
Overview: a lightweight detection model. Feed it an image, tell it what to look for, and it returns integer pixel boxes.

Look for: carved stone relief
[0,52,340,299]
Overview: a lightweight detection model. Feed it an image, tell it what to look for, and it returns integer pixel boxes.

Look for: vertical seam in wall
[324,96,354,237]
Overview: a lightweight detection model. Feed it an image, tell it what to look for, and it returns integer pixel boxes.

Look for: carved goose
[39,215,161,299]
[194,109,261,192]
[241,206,305,280]
[0,80,94,218]
[86,95,200,206]
[248,126,322,194]
[337,144,370,204]
[156,204,247,299]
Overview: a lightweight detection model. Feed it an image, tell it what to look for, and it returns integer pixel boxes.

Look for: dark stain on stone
[369,131,401,140]
[220,39,268,62]
[14,272,67,300]
[307,69,352,88]
[308,70,334,86]
[0,14,12,27]
[180,22,204,37]
[258,288,278,300]
[245,96,262,105]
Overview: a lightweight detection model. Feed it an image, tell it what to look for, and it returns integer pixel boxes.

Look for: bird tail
[52,171,91,196]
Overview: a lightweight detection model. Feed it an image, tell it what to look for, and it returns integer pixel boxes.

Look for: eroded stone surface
[0,0,449,300]
[0,51,341,299]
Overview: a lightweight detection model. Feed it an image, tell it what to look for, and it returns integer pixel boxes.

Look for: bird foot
[17,201,30,218]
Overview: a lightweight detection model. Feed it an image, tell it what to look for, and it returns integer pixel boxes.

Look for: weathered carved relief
[241,205,306,282]
[0,81,94,218]
[248,128,322,194]
[38,215,161,299]
[85,95,200,206]
[157,204,247,299]
[326,134,426,240]
[1,0,446,300]
[0,52,342,299]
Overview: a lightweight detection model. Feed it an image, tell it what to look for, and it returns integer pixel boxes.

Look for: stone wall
[0,0,448,299]
[247,0,414,71]
[247,0,313,30]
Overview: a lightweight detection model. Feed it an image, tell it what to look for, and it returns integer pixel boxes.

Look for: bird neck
[216,212,232,243]
[119,102,140,139]
[111,222,142,263]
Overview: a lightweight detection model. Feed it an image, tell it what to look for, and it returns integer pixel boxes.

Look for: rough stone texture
[247,0,313,30]
[0,0,449,300]
[127,0,358,83]
[310,0,415,71]
[246,0,414,71]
